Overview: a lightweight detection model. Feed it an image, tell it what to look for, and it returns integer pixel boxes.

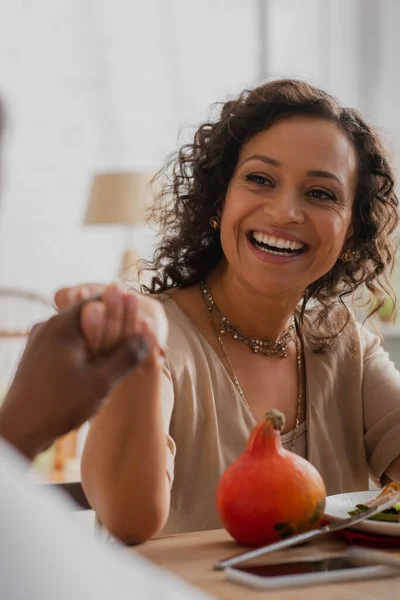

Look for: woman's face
[219,116,358,298]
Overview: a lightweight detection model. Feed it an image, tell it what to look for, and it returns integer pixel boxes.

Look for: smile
[248,231,307,257]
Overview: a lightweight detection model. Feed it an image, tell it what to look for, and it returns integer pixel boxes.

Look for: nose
[263,188,304,225]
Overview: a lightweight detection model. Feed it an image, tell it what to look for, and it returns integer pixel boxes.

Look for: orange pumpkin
[216,409,326,547]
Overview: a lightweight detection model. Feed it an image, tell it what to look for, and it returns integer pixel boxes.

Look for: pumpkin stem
[265,409,285,432]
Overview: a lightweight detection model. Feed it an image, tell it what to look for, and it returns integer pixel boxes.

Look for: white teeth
[252,231,305,251]
[256,246,292,257]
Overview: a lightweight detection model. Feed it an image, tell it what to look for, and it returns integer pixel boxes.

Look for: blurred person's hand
[55,283,106,311]
[0,287,158,461]
[56,282,168,358]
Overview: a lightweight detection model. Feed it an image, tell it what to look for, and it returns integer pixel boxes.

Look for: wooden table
[134,528,400,599]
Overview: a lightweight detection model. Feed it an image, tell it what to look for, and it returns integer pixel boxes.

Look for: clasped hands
[0,283,167,460]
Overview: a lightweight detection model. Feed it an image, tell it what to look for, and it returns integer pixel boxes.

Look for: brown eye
[246,174,274,186]
[307,188,336,201]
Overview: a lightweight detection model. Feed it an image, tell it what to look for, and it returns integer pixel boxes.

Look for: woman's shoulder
[154,288,199,329]
[302,305,382,361]
[152,289,213,372]
[159,294,197,338]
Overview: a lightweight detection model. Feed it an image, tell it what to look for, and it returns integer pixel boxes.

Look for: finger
[54,283,106,311]
[123,293,139,337]
[124,295,160,369]
[80,301,107,354]
[49,296,104,344]
[100,335,149,387]
[125,296,166,370]
[100,284,125,352]
[136,297,169,350]
[54,286,83,310]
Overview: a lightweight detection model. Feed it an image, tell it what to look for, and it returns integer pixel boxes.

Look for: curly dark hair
[141,79,399,346]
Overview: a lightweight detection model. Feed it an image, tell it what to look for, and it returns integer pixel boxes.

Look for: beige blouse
[159,298,400,535]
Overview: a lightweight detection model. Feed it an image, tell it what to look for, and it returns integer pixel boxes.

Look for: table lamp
[84,171,155,281]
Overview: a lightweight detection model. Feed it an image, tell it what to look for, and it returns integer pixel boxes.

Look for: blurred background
[1,0,400,480]
[1,0,399,294]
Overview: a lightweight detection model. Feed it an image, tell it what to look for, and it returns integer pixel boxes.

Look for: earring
[210,216,220,230]
[340,249,354,262]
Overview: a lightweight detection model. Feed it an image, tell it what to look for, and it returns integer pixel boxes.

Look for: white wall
[0,0,398,297]
[265,0,400,168]
[0,0,258,296]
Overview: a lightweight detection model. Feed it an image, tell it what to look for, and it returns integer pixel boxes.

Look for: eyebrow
[241,154,344,186]
[242,154,280,168]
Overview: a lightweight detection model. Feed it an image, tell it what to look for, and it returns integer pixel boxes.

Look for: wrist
[0,407,42,461]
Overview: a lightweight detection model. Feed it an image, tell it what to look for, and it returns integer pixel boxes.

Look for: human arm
[55,283,174,544]
[80,295,174,544]
[384,457,400,482]
[362,327,400,483]
[0,286,150,461]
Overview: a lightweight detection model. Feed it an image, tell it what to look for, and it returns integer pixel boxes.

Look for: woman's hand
[0,287,165,461]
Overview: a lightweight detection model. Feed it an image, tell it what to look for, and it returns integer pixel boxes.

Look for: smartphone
[225,551,399,590]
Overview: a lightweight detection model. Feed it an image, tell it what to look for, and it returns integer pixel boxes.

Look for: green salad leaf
[348,502,400,522]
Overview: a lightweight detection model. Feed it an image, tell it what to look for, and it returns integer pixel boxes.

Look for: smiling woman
[217,116,358,318]
[74,79,400,545]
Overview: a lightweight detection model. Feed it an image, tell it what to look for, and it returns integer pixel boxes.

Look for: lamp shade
[84,171,155,226]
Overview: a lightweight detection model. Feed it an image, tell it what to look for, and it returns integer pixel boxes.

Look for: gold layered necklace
[200,281,302,452]
[200,281,295,358]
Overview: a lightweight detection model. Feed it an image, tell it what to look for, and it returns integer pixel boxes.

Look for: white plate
[324,490,400,537]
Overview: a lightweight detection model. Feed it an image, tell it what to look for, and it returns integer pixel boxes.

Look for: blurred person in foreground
[0,101,210,599]
[58,79,400,544]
